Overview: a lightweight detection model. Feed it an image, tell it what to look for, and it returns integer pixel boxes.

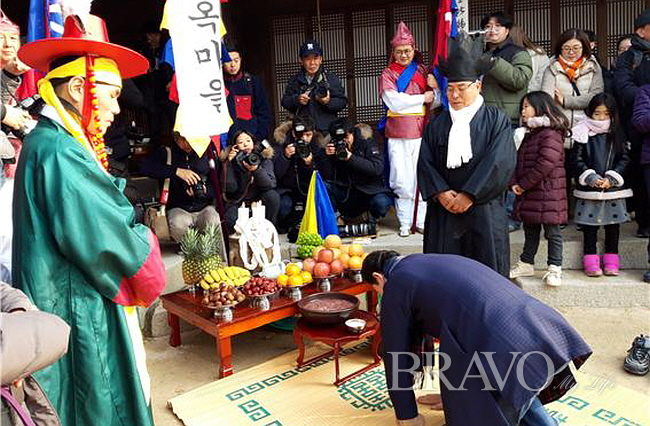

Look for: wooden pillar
[596,0,608,66]
[550,0,561,54]
[344,11,357,122]
[504,0,515,18]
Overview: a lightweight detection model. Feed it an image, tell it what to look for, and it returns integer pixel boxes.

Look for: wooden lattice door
[269,3,433,127]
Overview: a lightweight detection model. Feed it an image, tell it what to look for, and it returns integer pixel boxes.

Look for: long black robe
[381,254,592,425]
[417,105,516,276]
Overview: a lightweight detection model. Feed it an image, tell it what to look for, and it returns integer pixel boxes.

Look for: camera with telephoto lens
[329,123,349,161]
[235,139,271,169]
[338,222,377,238]
[2,95,44,140]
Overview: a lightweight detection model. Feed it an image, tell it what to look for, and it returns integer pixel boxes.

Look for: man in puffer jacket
[632,84,650,281]
[1,282,70,426]
[615,9,650,237]
[480,12,533,127]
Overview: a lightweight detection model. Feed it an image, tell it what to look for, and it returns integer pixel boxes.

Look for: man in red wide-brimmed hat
[14,13,166,426]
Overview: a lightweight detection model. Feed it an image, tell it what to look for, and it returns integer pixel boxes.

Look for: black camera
[291,123,311,159]
[235,139,271,169]
[191,179,207,199]
[329,123,349,161]
[186,177,208,199]
[312,80,329,98]
[2,95,43,140]
[294,139,311,159]
[302,73,329,99]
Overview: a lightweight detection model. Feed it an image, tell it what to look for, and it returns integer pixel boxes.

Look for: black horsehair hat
[438,32,493,83]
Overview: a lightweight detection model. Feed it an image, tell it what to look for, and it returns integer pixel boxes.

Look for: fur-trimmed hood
[272,121,374,147]
[219,143,275,162]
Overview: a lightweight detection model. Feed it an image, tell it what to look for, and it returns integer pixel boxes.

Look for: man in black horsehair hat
[417,33,516,277]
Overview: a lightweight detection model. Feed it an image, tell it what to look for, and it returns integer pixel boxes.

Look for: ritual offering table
[160,277,378,378]
[293,310,381,386]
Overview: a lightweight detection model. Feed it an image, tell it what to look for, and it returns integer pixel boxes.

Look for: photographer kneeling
[140,132,221,242]
[273,116,326,235]
[321,119,392,233]
[221,130,279,234]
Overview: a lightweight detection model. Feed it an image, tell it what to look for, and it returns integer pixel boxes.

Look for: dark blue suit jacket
[381,253,592,425]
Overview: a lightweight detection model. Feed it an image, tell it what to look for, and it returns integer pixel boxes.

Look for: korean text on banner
[167,0,230,155]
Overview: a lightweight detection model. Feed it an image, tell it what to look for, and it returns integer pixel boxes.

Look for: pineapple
[180,225,223,285]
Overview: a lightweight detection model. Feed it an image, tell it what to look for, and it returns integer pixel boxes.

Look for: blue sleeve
[346,139,383,177]
[381,279,419,420]
[614,51,638,107]
[324,72,347,113]
[252,159,276,190]
[281,74,302,113]
[253,76,272,141]
[140,147,175,180]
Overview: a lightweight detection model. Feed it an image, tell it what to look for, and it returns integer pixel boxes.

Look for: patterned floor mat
[168,341,649,426]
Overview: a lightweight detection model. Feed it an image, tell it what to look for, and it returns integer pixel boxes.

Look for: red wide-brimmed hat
[18,14,148,78]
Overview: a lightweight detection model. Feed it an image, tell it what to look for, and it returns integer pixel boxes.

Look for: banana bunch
[199,266,251,290]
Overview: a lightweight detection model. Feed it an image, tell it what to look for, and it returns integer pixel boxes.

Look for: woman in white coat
[541,28,604,148]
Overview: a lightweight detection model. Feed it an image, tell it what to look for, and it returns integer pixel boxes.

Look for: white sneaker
[509,261,535,279]
[399,226,411,237]
[543,265,562,287]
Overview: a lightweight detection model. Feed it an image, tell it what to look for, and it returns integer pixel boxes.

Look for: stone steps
[513,270,650,308]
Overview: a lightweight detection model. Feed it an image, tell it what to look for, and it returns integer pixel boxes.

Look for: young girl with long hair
[510,91,571,286]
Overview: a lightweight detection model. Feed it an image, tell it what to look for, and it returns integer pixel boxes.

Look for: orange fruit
[331,248,342,259]
[361,252,368,261]
[324,234,342,249]
[288,275,304,287]
[277,274,289,286]
[286,264,302,276]
[312,245,325,258]
[338,253,350,268]
[348,244,364,257]
[340,245,350,254]
[348,256,363,270]
[300,271,313,284]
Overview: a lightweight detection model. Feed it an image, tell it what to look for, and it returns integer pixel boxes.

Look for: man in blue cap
[281,40,347,142]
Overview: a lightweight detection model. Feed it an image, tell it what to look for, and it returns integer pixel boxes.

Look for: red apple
[330,259,344,275]
[317,248,334,264]
[313,262,331,278]
[302,258,316,274]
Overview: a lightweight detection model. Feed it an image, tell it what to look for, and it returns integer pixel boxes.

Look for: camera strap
[159,147,172,211]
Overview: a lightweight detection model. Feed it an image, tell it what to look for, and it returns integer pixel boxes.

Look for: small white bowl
[345,318,366,333]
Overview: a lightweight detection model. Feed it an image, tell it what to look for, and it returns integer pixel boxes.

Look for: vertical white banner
[456,0,469,32]
[167,0,231,142]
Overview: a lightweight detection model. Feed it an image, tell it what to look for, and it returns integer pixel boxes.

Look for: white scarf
[447,94,484,169]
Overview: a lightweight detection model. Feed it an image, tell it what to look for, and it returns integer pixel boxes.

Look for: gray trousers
[167,206,224,251]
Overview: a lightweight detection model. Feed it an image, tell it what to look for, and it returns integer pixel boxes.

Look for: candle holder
[348,269,363,283]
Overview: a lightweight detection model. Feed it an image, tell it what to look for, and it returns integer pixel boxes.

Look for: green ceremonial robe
[12,113,166,426]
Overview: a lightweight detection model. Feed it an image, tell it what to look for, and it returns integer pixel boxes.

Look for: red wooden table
[294,310,381,386]
[160,277,378,378]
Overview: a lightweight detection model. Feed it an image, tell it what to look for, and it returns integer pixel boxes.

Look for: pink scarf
[572,118,611,144]
[526,116,551,129]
